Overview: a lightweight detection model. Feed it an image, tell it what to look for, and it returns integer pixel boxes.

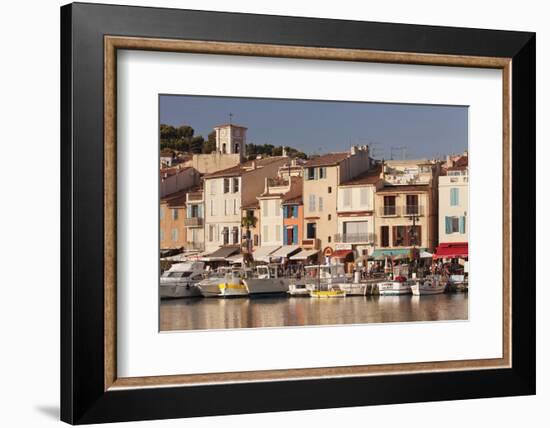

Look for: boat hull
[309,289,346,298]
[244,278,290,295]
[160,283,202,298]
[378,281,413,296]
[411,280,446,296]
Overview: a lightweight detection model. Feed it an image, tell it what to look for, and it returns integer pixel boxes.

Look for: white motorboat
[243,264,290,295]
[160,262,205,298]
[378,277,414,296]
[411,276,446,295]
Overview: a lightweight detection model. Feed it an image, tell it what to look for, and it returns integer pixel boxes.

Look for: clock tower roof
[213,123,248,130]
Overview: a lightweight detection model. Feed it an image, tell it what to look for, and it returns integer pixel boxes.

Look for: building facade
[438,154,468,244]
[159,190,187,250]
[373,160,440,257]
[184,188,205,252]
[301,145,372,259]
[203,157,288,253]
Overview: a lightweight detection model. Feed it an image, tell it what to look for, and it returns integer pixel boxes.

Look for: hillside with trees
[160,123,307,159]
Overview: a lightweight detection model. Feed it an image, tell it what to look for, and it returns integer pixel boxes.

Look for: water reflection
[160,294,468,331]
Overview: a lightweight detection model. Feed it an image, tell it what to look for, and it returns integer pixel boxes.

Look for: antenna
[229,112,233,125]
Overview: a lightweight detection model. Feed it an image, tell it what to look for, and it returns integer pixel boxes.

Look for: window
[383,196,396,215]
[171,228,179,242]
[208,225,214,242]
[360,187,369,206]
[445,216,466,234]
[276,225,282,242]
[262,200,268,217]
[406,194,419,215]
[209,199,215,216]
[172,209,178,220]
[343,221,368,240]
[392,225,421,246]
[308,194,316,212]
[328,186,332,193]
[233,199,238,215]
[232,177,240,193]
[328,236,331,243]
[232,227,239,244]
[222,227,229,245]
[381,226,389,247]
[160,207,164,220]
[343,189,351,207]
[306,167,316,180]
[450,188,459,206]
[224,200,228,216]
[209,180,217,195]
[318,196,324,212]
[306,223,317,239]
[318,167,326,179]
[223,178,230,193]
[263,225,269,242]
[328,214,331,220]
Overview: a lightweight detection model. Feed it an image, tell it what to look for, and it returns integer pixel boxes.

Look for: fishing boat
[411,276,446,295]
[243,264,290,295]
[288,282,314,296]
[159,262,205,298]
[378,276,414,296]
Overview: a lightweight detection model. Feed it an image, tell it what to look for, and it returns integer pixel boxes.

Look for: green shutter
[459,216,466,234]
[445,216,452,234]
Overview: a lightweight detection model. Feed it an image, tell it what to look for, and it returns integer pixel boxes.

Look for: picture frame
[61,2,535,424]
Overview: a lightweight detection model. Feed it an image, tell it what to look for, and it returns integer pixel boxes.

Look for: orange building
[160,189,187,250]
[282,195,303,246]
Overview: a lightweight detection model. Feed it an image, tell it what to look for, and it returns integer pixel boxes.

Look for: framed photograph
[61,2,535,424]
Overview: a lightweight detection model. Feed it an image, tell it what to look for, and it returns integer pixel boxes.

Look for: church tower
[213,123,247,163]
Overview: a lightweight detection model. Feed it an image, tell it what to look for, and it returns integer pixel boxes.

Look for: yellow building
[302,146,373,260]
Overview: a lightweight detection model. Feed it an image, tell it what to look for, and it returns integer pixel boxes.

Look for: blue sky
[160,95,468,159]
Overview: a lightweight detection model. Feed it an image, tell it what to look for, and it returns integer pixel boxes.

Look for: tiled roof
[340,164,382,186]
[204,156,286,179]
[303,152,350,167]
[161,189,188,207]
[160,166,192,178]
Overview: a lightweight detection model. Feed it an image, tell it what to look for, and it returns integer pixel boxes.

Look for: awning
[252,245,281,261]
[434,243,468,260]
[419,250,433,259]
[204,246,240,260]
[371,248,426,258]
[331,249,353,259]
[227,254,244,264]
[270,245,301,258]
[289,249,319,261]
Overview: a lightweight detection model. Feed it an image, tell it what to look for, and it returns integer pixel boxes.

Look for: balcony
[186,192,203,202]
[403,205,424,216]
[185,241,205,251]
[184,217,204,227]
[378,206,400,217]
[334,233,375,244]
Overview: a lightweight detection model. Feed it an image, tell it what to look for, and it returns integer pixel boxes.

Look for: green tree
[202,131,217,154]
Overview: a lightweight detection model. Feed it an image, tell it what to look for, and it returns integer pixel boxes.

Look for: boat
[243,264,290,295]
[159,262,205,298]
[378,276,414,296]
[309,285,346,298]
[288,282,314,296]
[411,276,446,295]
[197,267,250,297]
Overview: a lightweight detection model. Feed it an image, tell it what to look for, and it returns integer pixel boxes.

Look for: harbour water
[160,293,468,331]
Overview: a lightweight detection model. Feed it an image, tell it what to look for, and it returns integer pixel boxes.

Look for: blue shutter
[198,204,203,218]
[283,227,288,245]
[450,188,459,206]
[445,216,452,234]
[293,225,298,244]
[459,216,466,234]
[293,206,298,218]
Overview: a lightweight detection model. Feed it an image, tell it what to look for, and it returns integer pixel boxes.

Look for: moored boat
[309,287,346,298]
[243,264,290,295]
[378,276,414,296]
[160,262,205,298]
[411,276,446,295]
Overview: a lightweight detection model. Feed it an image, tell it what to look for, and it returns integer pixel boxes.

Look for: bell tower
[214,122,247,163]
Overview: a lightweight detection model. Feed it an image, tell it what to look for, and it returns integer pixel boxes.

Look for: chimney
[350,145,357,155]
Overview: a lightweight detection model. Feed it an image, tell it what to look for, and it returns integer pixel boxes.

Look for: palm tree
[241,212,258,261]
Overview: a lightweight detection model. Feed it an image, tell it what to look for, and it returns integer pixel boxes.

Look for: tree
[202,131,217,154]
[189,136,205,154]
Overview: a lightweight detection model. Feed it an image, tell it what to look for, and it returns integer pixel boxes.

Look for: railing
[185,241,205,251]
[404,205,424,216]
[187,193,203,201]
[334,233,375,243]
[184,217,204,227]
[378,206,399,217]
[267,177,289,187]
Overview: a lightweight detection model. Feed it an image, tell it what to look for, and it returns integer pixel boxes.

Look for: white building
[438,154,469,244]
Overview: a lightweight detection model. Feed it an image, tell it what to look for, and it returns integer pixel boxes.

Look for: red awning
[434,242,468,259]
[331,249,353,259]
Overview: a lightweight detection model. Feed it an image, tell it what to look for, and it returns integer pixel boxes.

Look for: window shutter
[293,225,298,244]
[293,206,298,217]
[445,216,452,234]
[198,205,203,218]
[459,216,466,234]
[283,228,288,245]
